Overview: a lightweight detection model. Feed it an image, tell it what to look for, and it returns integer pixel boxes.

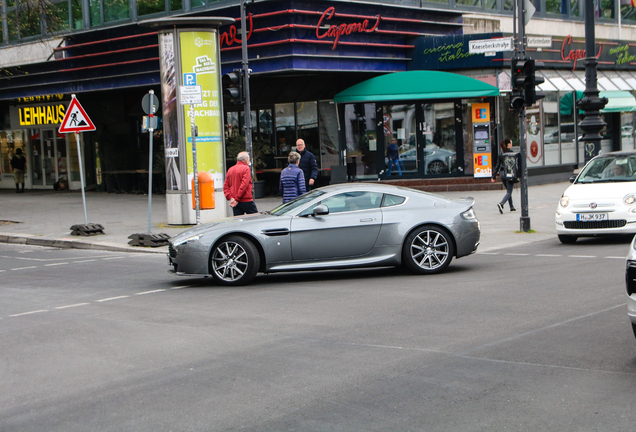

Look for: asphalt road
[1,238,635,431]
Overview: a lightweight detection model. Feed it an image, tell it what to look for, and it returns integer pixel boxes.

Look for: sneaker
[510,208,517,212]
[497,203,504,214]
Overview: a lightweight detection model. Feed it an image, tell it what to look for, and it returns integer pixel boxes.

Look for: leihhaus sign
[9,102,68,129]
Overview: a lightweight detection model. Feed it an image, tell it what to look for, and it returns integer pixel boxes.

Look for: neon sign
[316,7,381,50]
[561,35,601,70]
[220,14,253,48]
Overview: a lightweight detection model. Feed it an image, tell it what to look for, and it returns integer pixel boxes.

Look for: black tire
[558,235,578,244]
[210,236,260,286]
[427,160,446,175]
[403,225,454,274]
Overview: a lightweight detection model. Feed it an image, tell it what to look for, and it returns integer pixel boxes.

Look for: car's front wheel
[210,236,260,286]
[403,225,454,274]
[558,235,578,244]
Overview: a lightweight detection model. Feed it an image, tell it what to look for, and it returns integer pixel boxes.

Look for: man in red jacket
[223,151,258,216]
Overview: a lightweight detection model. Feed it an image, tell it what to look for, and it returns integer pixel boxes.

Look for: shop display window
[0,130,26,180]
[543,92,560,165]
[318,101,339,170]
[344,103,376,181]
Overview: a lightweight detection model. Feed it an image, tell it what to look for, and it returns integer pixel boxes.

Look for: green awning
[560,90,636,115]
[334,71,500,104]
[600,91,636,113]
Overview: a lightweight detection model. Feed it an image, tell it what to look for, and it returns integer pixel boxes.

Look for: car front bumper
[555,206,636,236]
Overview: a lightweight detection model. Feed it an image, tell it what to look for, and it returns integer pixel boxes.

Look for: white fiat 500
[626,236,636,339]
[556,151,636,244]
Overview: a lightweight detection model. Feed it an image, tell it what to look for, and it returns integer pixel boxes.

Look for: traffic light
[524,59,545,107]
[510,59,545,110]
[222,69,244,104]
[510,58,526,111]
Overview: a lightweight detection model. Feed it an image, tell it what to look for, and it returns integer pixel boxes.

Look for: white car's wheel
[210,236,260,286]
[558,235,578,244]
[403,225,454,274]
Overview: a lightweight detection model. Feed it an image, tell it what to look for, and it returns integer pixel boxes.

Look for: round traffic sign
[142,93,160,115]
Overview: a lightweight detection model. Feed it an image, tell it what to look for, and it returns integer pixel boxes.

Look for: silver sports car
[168,183,480,285]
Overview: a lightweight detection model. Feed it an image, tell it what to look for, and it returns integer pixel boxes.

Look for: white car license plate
[576,213,608,221]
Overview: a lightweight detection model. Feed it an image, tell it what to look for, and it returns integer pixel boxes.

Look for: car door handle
[360,218,374,222]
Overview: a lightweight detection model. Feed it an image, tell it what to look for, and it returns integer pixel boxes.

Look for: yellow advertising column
[142,18,234,225]
[471,102,493,178]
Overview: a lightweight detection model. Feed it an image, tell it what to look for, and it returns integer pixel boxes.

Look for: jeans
[499,179,515,210]
[232,201,258,216]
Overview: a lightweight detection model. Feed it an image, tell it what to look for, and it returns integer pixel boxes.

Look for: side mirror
[312,204,329,216]
[569,175,576,183]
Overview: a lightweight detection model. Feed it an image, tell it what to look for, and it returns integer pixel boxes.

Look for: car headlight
[559,196,570,208]
[172,233,204,247]
[461,208,477,220]
[625,193,636,205]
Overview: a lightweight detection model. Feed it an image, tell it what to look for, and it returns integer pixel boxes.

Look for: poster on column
[179,30,224,190]
[159,31,181,191]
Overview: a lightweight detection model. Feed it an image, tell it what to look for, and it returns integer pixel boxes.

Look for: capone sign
[316,7,381,50]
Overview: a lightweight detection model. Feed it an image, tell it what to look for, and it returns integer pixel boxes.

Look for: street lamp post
[577,0,608,163]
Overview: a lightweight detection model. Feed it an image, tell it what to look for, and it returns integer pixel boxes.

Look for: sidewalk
[0,182,566,254]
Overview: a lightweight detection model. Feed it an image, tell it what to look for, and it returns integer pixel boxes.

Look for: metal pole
[240,0,253,178]
[578,0,608,163]
[191,104,200,224]
[517,0,530,232]
[147,90,155,233]
[75,131,88,225]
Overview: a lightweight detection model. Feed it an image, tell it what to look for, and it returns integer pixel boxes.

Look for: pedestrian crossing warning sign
[58,95,96,133]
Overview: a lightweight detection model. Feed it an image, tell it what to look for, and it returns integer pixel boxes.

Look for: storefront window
[275,103,295,158]
[543,92,560,165]
[382,104,416,178]
[598,0,615,19]
[345,103,376,181]
[546,0,566,14]
[455,0,483,6]
[297,102,318,155]
[191,0,205,7]
[318,101,339,170]
[0,131,26,182]
[571,0,580,17]
[621,112,635,151]
[423,102,458,175]
[170,0,182,12]
[18,1,42,38]
[68,132,81,181]
[89,0,101,26]
[560,91,577,163]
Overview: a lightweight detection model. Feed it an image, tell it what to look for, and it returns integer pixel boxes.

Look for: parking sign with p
[183,73,197,86]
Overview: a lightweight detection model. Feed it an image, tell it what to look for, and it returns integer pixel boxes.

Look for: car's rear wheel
[210,236,260,286]
[428,160,446,175]
[403,225,454,274]
[558,235,578,244]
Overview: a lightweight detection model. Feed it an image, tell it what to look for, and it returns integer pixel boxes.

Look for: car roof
[314,182,445,199]
[596,151,636,158]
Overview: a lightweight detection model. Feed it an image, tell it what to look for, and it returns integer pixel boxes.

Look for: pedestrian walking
[296,139,318,191]
[10,148,26,193]
[279,151,306,203]
[223,151,258,216]
[386,138,402,176]
[491,138,518,213]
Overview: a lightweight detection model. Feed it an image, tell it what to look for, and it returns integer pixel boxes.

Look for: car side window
[382,194,406,207]
[300,191,383,215]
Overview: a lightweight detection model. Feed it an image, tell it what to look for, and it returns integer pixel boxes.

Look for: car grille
[168,244,177,258]
[563,220,627,229]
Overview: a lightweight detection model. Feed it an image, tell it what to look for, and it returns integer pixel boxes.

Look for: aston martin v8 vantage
[168,183,480,285]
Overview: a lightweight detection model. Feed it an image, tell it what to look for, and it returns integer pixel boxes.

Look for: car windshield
[268,190,326,216]
[577,155,636,183]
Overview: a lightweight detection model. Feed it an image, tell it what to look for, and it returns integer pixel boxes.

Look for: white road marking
[135,289,166,295]
[44,262,69,267]
[74,259,97,263]
[568,255,597,258]
[505,253,529,256]
[535,254,562,257]
[102,257,125,260]
[0,270,5,273]
[478,252,500,255]
[605,256,626,259]
[11,266,37,271]
[171,285,191,290]
[55,303,90,309]
[95,296,130,302]
[10,310,48,317]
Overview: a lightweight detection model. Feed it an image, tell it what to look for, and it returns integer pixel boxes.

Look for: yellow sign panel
[471,103,490,123]
[18,104,66,126]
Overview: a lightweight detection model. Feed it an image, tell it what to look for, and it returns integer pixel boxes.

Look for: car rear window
[382,194,406,207]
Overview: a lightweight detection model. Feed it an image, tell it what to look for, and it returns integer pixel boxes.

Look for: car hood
[169,213,281,244]
[564,182,636,200]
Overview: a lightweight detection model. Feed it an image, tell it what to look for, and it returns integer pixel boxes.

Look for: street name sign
[468,37,514,54]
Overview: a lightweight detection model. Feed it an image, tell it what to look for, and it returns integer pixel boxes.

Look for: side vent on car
[261,228,290,237]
